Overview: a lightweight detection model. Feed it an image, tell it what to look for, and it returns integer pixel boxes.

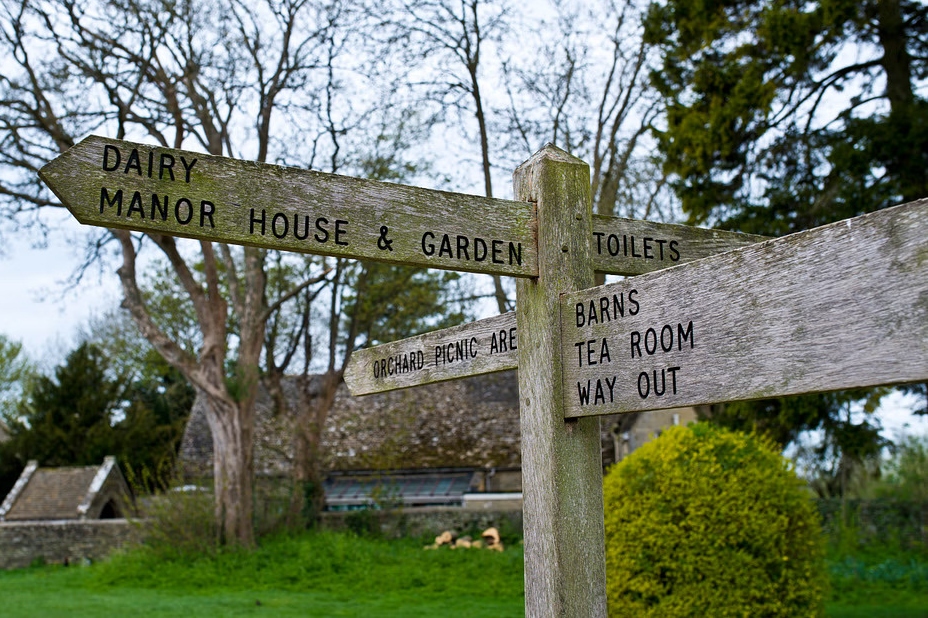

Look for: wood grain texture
[592,215,767,275]
[562,198,928,418]
[344,312,517,395]
[514,145,606,618]
[40,136,538,277]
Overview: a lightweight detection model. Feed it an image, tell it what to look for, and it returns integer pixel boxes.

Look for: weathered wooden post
[514,145,606,616]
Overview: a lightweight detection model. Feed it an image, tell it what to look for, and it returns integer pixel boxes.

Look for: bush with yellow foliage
[604,422,827,617]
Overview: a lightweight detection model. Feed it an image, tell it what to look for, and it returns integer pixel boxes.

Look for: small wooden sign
[591,215,765,275]
[345,312,518,395]
[40,136,538,277]
[561,199,928,418]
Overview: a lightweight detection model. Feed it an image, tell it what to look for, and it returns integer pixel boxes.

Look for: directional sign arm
[562,198,928,418]
[591,215,767,275]
[344,312,517,396]
[40,136,538,277]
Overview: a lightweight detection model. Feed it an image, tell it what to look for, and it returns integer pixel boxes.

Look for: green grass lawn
[0,531,525,617]
[825,553,928,618]
[3,529,928,616]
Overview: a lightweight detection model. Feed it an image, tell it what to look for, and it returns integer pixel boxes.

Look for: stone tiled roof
[178,369,673,480]
[180,370,524,478]
[0,458,131,521]
[3,467,100,520]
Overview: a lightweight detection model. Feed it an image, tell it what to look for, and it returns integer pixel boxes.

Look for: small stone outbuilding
[0,457,138,569]
[0,456,131,522]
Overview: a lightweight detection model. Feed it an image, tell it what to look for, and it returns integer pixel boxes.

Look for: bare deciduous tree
[0,0,362,546]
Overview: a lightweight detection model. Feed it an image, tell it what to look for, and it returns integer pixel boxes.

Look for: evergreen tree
[0,343,193,496]
[645,0,928,234]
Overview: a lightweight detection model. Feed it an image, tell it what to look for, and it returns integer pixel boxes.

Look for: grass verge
[0,531,525,617]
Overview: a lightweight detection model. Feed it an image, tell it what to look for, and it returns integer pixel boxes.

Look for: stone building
[0,456,132,522]
[0,457,138,569]
[179,370,697,510]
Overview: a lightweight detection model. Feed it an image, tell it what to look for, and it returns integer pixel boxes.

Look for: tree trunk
[199,389,256,547]
[286,371,341,527]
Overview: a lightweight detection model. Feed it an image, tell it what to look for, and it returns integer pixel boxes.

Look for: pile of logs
[424,527,504,552]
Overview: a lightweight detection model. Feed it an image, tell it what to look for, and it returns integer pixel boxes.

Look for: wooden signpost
[42,135,928,618]
[345,222,765,395]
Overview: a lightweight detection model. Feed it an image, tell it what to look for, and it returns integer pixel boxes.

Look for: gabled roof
[0,457,131,521]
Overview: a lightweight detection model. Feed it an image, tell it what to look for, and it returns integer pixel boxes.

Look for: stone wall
[320,506,523,542]
[0,519,141,570]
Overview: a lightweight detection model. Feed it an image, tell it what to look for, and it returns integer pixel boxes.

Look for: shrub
[603,422,827,617]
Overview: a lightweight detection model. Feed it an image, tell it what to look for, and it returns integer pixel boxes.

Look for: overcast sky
[0,211,121,360]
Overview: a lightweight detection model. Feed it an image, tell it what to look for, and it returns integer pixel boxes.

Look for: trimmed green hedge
[604,422,827,617]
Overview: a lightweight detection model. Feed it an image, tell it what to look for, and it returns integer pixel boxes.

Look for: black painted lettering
[655,239,667,260]
[250,209,266,235]
[422,232,435,256]
[509,327,517,351]
[630,236,642,258]
[159,153,176,181]
[599,297,611,322]
[630,331,641,359]
[653,368,666,396]
[127,191,145,218]
[578,380,592,406]
[335,219,348,246]
[608,234,620,257]
[643,237,654,259]
[678,321,694,350]
[100,188,123,215]
[576,303,585,328]
[180,156,197,183]
[175,198,193,225]
[491,240,503,264]
[587,301,598,325]
[599,338,611,364]
[314,217,329,243]
[612,293,625,318]
[474,238,487,261]
[272,212,289,238]
[439,234,453,258]
[644,328,657,355]
[629,289,639,315]
[668,366,680,394]
[151,195,168,221]
[661,325,674,352]
[637,372,650,398]
[124,149,142,176]
[594,380,606,404]
[509,242,522,266]
[669,240,680,261]
[457,235,470,260]
[593,232,604,254]
[294,215,310,240]
[102,145,120,172]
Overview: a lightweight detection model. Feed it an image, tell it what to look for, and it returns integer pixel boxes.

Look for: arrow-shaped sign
[562,198,928,418]
[40,136,538,277]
